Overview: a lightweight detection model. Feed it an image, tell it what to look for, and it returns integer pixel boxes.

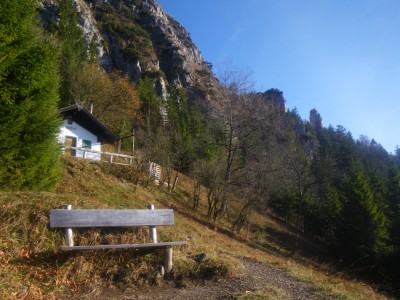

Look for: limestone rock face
[74,0,110,66]
[137,0,205,88]
[39,0,218,107]
[309,108,323,127]
[257,89,287,113]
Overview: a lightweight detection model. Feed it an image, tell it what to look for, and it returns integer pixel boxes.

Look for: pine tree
[384,167,400,287]
[137,77,161,135]
[0,0,62,190]
[386,168,400,247]
[337,168,389,262]
[167,86,193,171]
[57,0,87,106]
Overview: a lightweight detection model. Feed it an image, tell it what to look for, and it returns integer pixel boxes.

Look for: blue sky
[157,0,400,153]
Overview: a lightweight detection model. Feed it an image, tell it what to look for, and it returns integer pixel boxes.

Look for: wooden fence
[64,147,162,182]
[64,146,135,166]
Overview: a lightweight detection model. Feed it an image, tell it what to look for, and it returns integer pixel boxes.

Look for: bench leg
[164,246,173,276]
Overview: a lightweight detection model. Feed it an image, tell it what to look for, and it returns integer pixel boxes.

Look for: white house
[58,103,117,160]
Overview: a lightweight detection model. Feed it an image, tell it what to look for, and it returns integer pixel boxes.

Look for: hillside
[2,0,400,298]
[0,156,389,299]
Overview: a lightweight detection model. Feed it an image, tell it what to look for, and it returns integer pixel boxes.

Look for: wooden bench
[50,204,187,276]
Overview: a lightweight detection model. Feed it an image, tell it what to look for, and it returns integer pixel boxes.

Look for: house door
[65,136,77,156]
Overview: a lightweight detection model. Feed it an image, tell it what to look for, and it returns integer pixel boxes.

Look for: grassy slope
[0,157,388,299]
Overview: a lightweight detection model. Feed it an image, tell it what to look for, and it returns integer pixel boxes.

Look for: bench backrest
[50,209,175,228]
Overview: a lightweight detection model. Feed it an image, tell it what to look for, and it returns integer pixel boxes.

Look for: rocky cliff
[40,0,219,109]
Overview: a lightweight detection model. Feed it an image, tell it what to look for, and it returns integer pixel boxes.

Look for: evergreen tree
[386,168,400,247]
[167,86,190,138]
[167,86,193,170]
[0,0,62,190]
[395,146,400,168]
[337,168,389,262]
[137,77,161,135]
[57,0,87,106]
[384,167,400,287]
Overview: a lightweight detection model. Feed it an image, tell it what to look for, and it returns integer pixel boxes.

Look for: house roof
[59,103,117,143]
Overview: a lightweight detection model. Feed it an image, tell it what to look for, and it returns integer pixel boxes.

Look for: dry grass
[170,169,389,300]
[0,156,390,299]
[0,157,231,299]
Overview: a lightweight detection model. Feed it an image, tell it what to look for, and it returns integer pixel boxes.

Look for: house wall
[58,120,102,160]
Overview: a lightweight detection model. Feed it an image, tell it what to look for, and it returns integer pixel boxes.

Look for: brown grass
[0,156,389,299]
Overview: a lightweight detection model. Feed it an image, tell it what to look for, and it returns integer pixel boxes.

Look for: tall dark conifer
[384,167,400,286]
[57,0,87,106]
[0,0,62,190]
[167,86,193,170]
[137,77,161,135]
[338,168,389,262]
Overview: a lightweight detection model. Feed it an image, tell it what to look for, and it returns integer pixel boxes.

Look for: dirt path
[85,257,333,300]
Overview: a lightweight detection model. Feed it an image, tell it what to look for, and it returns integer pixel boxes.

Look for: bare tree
[196,64,289,224]
[210,65,257,220]
[278,143,317,257]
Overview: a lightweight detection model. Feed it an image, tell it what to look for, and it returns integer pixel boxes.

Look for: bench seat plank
[50,209,175,228]
[60,241,187,251]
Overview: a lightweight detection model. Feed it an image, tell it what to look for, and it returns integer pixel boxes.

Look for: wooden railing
[64,146,135,165]
[63,148,162,182]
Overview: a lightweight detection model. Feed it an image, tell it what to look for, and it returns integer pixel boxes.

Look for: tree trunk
[171,169,179,192]
[192,181,201,210]
[292,195,305,258]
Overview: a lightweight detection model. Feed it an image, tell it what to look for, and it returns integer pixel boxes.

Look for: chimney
[90,101,94,114]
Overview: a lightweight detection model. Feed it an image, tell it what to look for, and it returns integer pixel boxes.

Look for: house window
[82,140,92,149]
[67,117,73,125]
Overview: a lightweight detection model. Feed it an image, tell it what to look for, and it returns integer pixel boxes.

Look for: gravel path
[88,257,334,300]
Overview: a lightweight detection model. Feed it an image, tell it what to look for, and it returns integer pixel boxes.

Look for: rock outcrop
[74,0,110,66]
[39,0,219,109]
[257,89,287,112]
[137,0,205,88]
